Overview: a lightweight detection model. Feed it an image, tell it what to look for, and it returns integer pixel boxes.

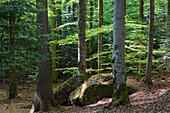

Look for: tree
[139,0,143,22]
[8,10,17,99]
[57,0,62,78]
[67,0,71,35]
[89,0,93,75]
[138,0,144,80]
[104,0,130,109]
[167,0,170,72]
[51,0,58,83]
[144,0,154,86]
[72,0,77,22]
[78,0,86,76]
[32,0,58,111]
[0,0,37,99]
[98,0,103,74]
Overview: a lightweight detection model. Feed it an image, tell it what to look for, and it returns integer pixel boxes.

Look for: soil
[0,73,169,113]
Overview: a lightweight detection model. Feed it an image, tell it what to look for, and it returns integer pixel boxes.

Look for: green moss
[70,74,136,106]
[70,74,113,106]
[40,97,53,111]
[104,83,130,109]
[161,90,170,97]
[54,74,86,105]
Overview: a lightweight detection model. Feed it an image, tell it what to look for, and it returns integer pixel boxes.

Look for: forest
[0,0,169,112]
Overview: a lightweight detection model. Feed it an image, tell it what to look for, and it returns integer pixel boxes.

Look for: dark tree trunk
[78,0,87,76]
[8,14,18,99]
[67,0,71,35]
[57,0,62,78]
[33,0,58,112]
[139,0,143,22]
[89,0,93,76]
[72,1,77,22]
[166,0,170,72]
[144,0,154,86]
[138,0,144,80]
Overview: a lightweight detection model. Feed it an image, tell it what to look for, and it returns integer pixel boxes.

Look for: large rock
[70,74,137,106]
[53,74,87,105]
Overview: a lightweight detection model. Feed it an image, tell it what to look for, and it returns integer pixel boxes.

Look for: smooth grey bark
[78,0,87,76]
[98,0,103,74]
[112,0,126,92]
[104,0,130,108]
[33,0,58,112]
[144,0,154,86]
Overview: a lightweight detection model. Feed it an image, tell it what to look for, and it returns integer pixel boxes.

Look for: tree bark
[89,0,93,76]
[51,0,58,83]
[57,0,62,78]
[104,0,130,109]
[8,14,18,99]
[78,0,87,76]
[98,0,103,74]
[138,0,144,80]
[139,0,143,22]
[72,1,77,22]
[33,0,58,111]
[67,0,71,35]
[144,0,154,86]
[166,0,170,72]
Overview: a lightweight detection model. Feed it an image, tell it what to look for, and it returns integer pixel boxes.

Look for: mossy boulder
[70,74,137,106]
[53,74,87,105]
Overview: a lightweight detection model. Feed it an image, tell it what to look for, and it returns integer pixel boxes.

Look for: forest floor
[0,73,170,113]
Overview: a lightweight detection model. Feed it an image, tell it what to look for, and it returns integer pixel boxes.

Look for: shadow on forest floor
[0,73,169,113]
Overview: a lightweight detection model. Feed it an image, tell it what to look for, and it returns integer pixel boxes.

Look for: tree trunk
[167,0,170,72]
[51,0,58,83]
[139,0,143,22]
[89,0,93,76]
[98,0,103,74]
[138,0,144,80]
[67,0,71,35]
[144,0,154,86]
[104,0,130,109]
[78,0,87,76]
[8,14,18,99]
[57,0,62,78]
[33,0,58,112]
[72,1,77,22]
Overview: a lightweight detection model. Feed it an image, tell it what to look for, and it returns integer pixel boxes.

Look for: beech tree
[98,0,103,74]
[105,0,130,108]
[78,0,87,76]
[144,0,154,86]
[51,0,58,83]
[32,0,58,111]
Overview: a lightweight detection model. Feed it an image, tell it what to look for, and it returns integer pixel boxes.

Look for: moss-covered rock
[70,74,137,106]
[53,74,87,105]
